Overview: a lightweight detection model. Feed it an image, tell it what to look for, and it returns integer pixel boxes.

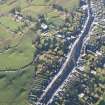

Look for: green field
[0,65,34,105]
[0,30,35,70]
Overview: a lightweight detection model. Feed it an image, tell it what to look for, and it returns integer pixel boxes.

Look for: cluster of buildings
[10,10,32,26]
[49,0,105,103]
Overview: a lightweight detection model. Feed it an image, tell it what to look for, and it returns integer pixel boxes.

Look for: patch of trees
[10,7,21,14]
[52,4,64,11]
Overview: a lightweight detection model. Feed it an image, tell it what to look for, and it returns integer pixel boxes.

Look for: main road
[36,0,94,105]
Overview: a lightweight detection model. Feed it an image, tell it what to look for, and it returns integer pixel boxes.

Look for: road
[36,1,94,105]
[47,12,96,105]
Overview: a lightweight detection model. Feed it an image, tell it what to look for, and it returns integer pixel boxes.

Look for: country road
[35,0,94,105]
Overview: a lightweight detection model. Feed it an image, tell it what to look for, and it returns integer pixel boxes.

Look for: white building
[41,23,48,30]
[78,93,85,98]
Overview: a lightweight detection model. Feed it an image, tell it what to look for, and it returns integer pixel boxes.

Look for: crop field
[0,0,80,105]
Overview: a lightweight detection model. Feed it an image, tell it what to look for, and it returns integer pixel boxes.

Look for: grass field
[53,0,79,10]
[0,16,24,31]
[0,25,11,38]
[0,65,34,105]
[0,30,35,70]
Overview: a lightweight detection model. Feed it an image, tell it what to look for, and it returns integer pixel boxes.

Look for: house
[57,34,64,38]
[90,70,97,75]
[81,5,88,10]
[78,93,85,98]
[86,43,100,53]
[16,15,23,22]
[56,32,65,38]
[68,44,72,49]
[95,51,102,57]
[77,66,85,72]
[11,11,24,22]
[77,59,85,66]
[15,11,20,15]
[41,23,48,31]
[66,37,71,41]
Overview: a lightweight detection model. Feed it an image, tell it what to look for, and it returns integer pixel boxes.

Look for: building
[41,23,48,32]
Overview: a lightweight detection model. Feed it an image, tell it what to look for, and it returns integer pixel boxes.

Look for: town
[0,0,105,105]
